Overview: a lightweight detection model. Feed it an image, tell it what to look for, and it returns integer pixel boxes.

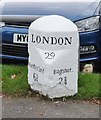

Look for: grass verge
[1,64,29,96]
[1,64,101,99]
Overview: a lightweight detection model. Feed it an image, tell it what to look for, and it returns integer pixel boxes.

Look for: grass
[1,64,29,96]
[1,64,101,99]
[0,64,2,94]
[77,73,100,99]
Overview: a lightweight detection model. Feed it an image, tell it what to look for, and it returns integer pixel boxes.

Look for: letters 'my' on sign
[28,15,79,98]
[13,33,28,44]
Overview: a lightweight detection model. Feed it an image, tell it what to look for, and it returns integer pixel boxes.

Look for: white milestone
[28,15,79,98]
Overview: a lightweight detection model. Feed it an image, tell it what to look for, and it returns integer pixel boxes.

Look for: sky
[1,0,97,2]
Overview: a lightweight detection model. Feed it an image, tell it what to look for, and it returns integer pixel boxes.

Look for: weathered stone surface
[28,15,79,98]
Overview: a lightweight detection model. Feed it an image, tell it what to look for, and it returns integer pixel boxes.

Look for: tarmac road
[2,96,100,118]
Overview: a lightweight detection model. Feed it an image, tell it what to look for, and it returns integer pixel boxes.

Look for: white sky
[1,0,97,2]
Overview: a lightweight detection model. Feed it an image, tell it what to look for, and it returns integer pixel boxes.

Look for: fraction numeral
[59,77,68,85]
[33,73,38,82]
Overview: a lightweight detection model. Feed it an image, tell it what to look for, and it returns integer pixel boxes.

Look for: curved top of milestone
[29,15,78,33]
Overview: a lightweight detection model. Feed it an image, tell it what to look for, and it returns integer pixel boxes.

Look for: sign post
[28,15,79,98]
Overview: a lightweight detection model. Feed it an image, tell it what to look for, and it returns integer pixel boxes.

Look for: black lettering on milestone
[51,37,57,45]
[17,34,22,41]
[65,37,72,45]
[31,34,35,43]
[58,37,64,45]
[31,34,72,45]
[42,36,49,44]
[36,36,41,43]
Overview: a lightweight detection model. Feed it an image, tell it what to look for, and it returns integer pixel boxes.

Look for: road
[2,96,100,118]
